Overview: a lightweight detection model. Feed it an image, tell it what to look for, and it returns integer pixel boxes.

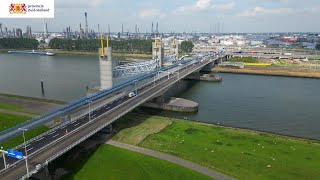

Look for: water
[0,53,124,102]
[0,53,320,140]
[159,74,320,140]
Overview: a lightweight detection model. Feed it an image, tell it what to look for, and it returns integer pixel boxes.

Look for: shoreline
[0,49,152,59]
[0,92,318,142]
[213,67,320,79]
[140,111,320,142]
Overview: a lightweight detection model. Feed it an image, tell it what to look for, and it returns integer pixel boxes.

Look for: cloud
[174,0,212,14]
[212,2,236,11]
[237,7,295,17]
[139,8,166,19]
[56,0,104,8]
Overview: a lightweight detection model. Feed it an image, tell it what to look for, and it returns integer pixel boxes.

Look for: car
[128,91,136,98]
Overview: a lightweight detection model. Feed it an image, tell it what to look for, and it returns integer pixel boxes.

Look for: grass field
[228,57,259,63]
[52,144,212,180]
[0,113,30,132]
[0,103,38,115]
[114,115,320,180]
[113,114,172,145]
[0,112,49,149]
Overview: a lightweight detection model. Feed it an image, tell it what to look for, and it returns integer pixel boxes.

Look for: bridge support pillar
[100,124,113,134]
[152,36,164,67]
[31,165,51,180]
[170,36,179,61]
[99,46,113,90]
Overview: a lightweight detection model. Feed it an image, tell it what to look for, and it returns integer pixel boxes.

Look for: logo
[9,3,27,14]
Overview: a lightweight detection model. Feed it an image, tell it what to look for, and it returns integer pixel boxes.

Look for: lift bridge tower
[152,35,164,67]
[171,36,179,60]
[99,35,113,90]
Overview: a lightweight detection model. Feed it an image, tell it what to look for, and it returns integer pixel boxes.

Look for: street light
[134,80,138,95]
[19,128,29,178]
[86,100,92,121]
[0,146,6,169]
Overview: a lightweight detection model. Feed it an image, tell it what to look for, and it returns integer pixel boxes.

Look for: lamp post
[134,80,138,95]
[1,146,6,169]
[19,128,29,178]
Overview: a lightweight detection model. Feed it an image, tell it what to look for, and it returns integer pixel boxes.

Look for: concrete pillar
[152,38,164,67]
[170,37,179,60]
[99,47,113,90]
[100,124,113,133]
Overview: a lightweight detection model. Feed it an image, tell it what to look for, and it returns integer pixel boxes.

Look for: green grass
[113,114,172,145]
[72,144,212,180]
[228,57,259,63]
[114,115,320,180]
[0,103,38,115]
[0,112,49,149]
[0,113,30,132]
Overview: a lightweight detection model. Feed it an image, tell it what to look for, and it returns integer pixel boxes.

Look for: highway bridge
[0,53,223,179]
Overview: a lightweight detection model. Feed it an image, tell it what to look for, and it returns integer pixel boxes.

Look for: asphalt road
[0,59,211,179]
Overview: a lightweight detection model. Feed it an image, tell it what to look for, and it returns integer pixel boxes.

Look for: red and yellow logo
[9,3,27,14]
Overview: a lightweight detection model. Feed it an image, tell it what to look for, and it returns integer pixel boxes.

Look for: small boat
[8,50,56,56]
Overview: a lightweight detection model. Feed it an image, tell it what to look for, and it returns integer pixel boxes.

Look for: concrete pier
[143,97,198,112]
[185,73,222,82]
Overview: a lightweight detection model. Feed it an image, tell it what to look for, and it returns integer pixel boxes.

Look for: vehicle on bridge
[128,91,136,98]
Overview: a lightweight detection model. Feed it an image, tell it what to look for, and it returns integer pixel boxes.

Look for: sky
[1,0,320,33]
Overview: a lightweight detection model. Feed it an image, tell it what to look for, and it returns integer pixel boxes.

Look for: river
[0,53,320,140]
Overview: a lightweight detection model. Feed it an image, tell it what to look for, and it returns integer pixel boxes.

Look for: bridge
[0,37,225,179]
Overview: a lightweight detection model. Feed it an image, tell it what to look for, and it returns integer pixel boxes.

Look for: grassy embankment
[228,57,259,63]
[0,103,39,115]
[0,113,49,149]
[61,144,212,180]
[113,114,320,180]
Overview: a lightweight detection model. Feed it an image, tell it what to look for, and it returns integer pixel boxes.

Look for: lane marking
[27,147,33,152]
[48,131,56,135]
[74,123,80,127]
[36,137,44,142]
[53,134,60,138]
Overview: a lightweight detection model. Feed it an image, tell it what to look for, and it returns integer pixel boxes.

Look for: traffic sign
[8,149,24,160]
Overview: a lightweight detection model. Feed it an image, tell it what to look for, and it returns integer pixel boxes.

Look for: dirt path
[106,140,236,180]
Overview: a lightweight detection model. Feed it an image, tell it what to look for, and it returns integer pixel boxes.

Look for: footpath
[106,140,236,180]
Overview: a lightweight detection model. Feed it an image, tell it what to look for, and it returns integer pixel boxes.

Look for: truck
[128,91,136,98]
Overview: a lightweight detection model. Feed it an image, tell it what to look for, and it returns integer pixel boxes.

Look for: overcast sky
[1,0,320,33]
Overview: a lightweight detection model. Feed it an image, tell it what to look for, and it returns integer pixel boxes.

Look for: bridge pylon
[170,36,179,60]
[152,35,164,67]
[99,35,113,90]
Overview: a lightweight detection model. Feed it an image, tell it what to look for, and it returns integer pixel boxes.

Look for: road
[0,58,213,179]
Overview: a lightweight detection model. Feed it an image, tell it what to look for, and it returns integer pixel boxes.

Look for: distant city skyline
[1,0,320,33]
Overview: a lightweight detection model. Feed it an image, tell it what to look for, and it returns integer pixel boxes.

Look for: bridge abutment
[143,97,198,112]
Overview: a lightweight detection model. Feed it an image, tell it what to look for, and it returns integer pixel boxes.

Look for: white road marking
[53,134,60,138]
[74,123,80,127]
[36,137,44,142]
[27,147,33,152]
[48,131,56,135]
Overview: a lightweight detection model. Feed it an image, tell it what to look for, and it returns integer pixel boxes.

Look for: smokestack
[108,24,110,37]
[121,23,124,35]
[85,12,88,38]
[98,24,100,35]
[156,22,159,34]
[151,22,154,34]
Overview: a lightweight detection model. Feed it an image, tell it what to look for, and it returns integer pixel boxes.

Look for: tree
[180,41,194,53]
[316,42,320,51]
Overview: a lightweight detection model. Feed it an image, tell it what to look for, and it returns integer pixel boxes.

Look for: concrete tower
[85,12,88,38]
[152,36,164,67]
[0,24,3,37]
[99,35,113,90]
[171,36,179,60]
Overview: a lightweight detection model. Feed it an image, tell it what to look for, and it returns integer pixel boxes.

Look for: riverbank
[113,113,320,180]
[0,49,152,59]
[0,94,62,149]
[213,66,320,79]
